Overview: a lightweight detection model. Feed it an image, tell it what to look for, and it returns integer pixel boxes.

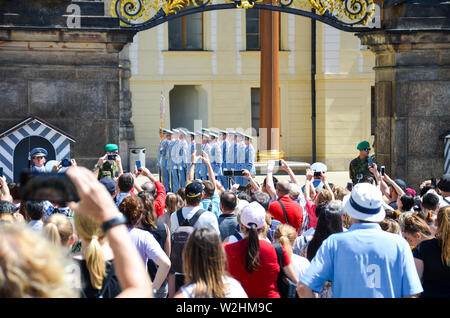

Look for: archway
[13,136,56,182]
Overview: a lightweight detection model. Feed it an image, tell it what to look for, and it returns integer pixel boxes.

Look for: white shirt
[127,227,166,268]
[170,206,220,235]
[180,276,247,298]
[291,254,310,281]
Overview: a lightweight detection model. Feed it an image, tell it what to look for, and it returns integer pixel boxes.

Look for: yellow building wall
[129,9,375,171]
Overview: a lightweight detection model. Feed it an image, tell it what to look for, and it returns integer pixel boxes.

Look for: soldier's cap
[209,132,219,139]
[172,128,180,134]
[187,131,196,137]
[357,141,371,150]
[30,147,48,158]
[219,130,228,135]
[104,144,119,153]
[165,129,173,135]
[201,128,210,132]
[195,130,203,136]
[244,134,253,140]
[185,180,203,198]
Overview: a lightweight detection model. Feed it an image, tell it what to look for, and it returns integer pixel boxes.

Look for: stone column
[358,1,450,189]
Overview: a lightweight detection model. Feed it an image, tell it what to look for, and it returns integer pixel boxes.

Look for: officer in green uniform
[94,144,123,180]
[349,140,376,184]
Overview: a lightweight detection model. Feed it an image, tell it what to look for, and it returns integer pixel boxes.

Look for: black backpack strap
[186,208,206,227]
[98,265,114,298]
[233,230,242,241]
[277,199,290,225]
[176,208,186,226]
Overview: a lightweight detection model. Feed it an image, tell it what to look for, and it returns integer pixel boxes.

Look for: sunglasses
[363,148,371,152]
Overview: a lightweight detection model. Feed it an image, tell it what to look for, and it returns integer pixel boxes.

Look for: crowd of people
[0,138,449,299]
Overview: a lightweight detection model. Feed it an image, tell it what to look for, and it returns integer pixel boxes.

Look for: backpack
[146,222,168,281]
[169,208,206,273]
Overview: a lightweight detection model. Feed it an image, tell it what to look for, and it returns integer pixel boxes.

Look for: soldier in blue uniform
[177,128,189,190]
[194,131,203,180]
[199,131,211,180]
[168,129,181,192]
[242,134,256,186]
[219,130,231,189]
[235,131,246,185]
[161,129,173,191]
[158,128,165,182]
[209,132,223,182]
[30,147,49,173]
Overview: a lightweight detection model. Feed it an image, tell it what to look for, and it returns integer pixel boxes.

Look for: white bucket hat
[240,201,266,229]
[344,183,385,222]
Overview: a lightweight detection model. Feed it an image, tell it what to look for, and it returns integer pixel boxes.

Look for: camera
[18,171,79,205]
[61,158,71,167]
[314,171,322,177]
[380,166,385,176]
[107,154,117,161]
[368,157,373,167]
[136,160,141,170]
[234,170,244,177]
[223,170,233,176]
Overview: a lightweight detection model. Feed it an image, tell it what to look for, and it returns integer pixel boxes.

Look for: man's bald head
[276,180,291,197]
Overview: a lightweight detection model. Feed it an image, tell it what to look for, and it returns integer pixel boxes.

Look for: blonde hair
[316,189,333,205]
[273,224,297,258]
[182,228,226,298]
[74,213,106,290]
[0,223,78,297]
[289,184,301,201]
[165,193,179,214]
[43,214,74,246]
[333,186,349,201]
[436,206,450,266]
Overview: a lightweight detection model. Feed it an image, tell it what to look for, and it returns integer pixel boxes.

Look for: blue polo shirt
[200,194,221,219]
[299,223,423,298]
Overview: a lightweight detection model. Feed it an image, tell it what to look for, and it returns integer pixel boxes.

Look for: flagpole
[160,92,165,183]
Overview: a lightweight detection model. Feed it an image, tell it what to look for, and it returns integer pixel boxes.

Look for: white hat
[344,183,385,222]
[240,201,266,229]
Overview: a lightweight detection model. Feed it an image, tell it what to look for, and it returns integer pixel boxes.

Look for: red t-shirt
[305,199,317,229]
[224,239,290,298]
[267,196,303,233]
[153,181,166,217]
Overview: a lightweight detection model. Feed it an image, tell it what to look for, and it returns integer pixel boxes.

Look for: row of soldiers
[158,128,256,193]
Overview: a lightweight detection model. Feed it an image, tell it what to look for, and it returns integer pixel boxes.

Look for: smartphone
[233,170,244,177]
[223,170,233,176]
[0,167,3,177]
[380,165,385,176]
[107,154,117,161]
[314,171,321,177]
[368,157,373,167]
[18,171,79,205]
[61,158,71,167]
[195,144,202,156]
[346,181,353,192]
[136,160,141,170]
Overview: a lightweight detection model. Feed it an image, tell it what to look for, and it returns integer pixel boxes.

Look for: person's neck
[221,209,234,215]
[359,155,367,160]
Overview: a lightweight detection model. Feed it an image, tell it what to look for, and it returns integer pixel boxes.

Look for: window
[246,9,260,50]
[168,9,203,50]
[245,10,282,51]
[251,88,260,136]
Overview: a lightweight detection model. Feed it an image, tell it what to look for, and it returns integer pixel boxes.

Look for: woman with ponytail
[413,206,450,297]
[73,213,121,298]
[274,224,310,280]
[43,214,75,249]
[224,202,298,298]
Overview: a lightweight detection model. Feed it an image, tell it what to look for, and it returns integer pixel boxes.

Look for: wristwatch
[101,214,127,233]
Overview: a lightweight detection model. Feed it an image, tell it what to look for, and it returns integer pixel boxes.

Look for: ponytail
[273,224,297,260]
[278,236,293,259]
[437,207,450,266]
[43,223,61,246]
[84,236,106,290]
[245,223,260,273]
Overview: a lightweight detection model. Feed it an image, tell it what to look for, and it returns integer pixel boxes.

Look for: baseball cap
[240,201,266,229]
[344,183,385,222]
[99,177,117,196]
[310,162,327,173]
[185,181,203,198]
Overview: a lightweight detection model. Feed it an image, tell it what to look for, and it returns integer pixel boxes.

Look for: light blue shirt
[200,194,221,219]
[299,223,423,298]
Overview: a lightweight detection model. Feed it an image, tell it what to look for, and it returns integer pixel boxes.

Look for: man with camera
[30,147,70,174]
[94,144,123,180]
[349,140,376,184]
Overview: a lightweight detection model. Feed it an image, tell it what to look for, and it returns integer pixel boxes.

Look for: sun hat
[344,183,385,222]
[240,201,266,229]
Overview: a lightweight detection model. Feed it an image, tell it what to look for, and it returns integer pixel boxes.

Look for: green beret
[357,141,370,150]
[105,144,119,152]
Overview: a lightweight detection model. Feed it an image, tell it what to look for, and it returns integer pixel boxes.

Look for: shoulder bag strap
[273,243,284,269]
[98,263,114,298]
[176,208,186,226]
[277,199,290,225]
